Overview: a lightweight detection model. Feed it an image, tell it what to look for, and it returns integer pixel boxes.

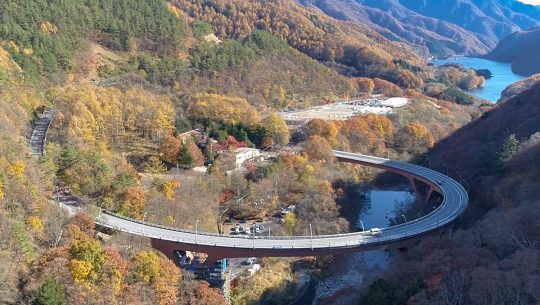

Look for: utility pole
[309,223,313,250]
[142,212,148,236]
[195,219,200,244]
[218,208,228,235]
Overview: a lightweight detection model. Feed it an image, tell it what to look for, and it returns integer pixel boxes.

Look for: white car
[369,228,382,236]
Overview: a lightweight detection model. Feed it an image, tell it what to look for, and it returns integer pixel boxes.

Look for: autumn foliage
[188,93,260,126]
[119,187,147,219]
[50,85,175,147]
[171,0,422,81]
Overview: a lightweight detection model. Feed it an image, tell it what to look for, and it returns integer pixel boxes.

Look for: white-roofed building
[234,147,261,168]
[380,97,408,108]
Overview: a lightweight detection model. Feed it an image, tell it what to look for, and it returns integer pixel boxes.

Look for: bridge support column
[408,176,423,203]
[425,186,434,205]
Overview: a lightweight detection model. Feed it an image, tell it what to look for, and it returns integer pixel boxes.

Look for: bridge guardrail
[100,207,457,246]
[100,217,454,249]
[91,151,469,249]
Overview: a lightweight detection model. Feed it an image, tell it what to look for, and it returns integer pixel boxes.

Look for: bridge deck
[98,151,468,253]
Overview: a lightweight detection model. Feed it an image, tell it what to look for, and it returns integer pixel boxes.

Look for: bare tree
[496,278,534,305]
[509,231,536,251]
[43,204,70,249]
[438,271,469,305]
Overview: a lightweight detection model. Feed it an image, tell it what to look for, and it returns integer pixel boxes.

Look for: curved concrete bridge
[98,151,468,263]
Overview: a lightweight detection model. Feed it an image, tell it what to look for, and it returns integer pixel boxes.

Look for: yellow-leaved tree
[70,259,93,283]
[131,251,161,283]
[163,180,180,200]
[9,161,26,180]
[283,213,297,235]
[261,112,290,147]
[0,180,4,201]
[25,216,44,235]
[69,237,106,284]
[188,93,260,126]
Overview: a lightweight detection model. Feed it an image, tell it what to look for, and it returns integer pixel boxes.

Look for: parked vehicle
[243,257,256,265]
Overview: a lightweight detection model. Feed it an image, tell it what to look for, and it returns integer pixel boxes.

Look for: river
[433,57,525,102]
[293,189,415,305]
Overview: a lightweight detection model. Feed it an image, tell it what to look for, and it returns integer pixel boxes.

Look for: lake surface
[433,57,526,102]
[300,189,415,305]
[356,190,415,231]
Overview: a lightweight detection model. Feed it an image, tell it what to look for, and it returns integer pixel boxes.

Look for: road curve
[29,111,468,253]
[29,109,54,156]
[97,151,468,251]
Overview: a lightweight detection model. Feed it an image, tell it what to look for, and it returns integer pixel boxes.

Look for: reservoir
[298,189,415,304]
[433,57,525,102]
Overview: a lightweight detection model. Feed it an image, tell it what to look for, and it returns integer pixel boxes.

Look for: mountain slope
[170,0,425,81]
[399,0,539,40]
[428,80,540,181]
[486,26,540,76]
[0,0,187,79]
[358,78,540,305]
[298,0,540,57]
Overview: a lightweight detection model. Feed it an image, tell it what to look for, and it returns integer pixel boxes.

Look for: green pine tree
[32,278,66,305]
[499,134,520,162]
[179,140,195,169]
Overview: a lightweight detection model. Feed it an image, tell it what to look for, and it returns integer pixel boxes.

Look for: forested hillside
[0,0,489,304]
[486,26,540,76]
[0,0,186,80]
[0,1,226,304]
[357,79,540,305]
[169,0,426,84]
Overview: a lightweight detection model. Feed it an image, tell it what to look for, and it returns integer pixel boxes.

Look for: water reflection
[309,190,415,304]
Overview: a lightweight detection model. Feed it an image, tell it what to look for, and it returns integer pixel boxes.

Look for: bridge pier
[406,176,438,206]
[425,186,434,205]
[408,176,423,203]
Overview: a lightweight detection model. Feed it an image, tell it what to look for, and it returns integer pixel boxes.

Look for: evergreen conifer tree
[32,278,66,305]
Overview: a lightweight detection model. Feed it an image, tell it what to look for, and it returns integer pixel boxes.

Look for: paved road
[29,110,468,252]
[96,151,468,251]
[29,109,54,156]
